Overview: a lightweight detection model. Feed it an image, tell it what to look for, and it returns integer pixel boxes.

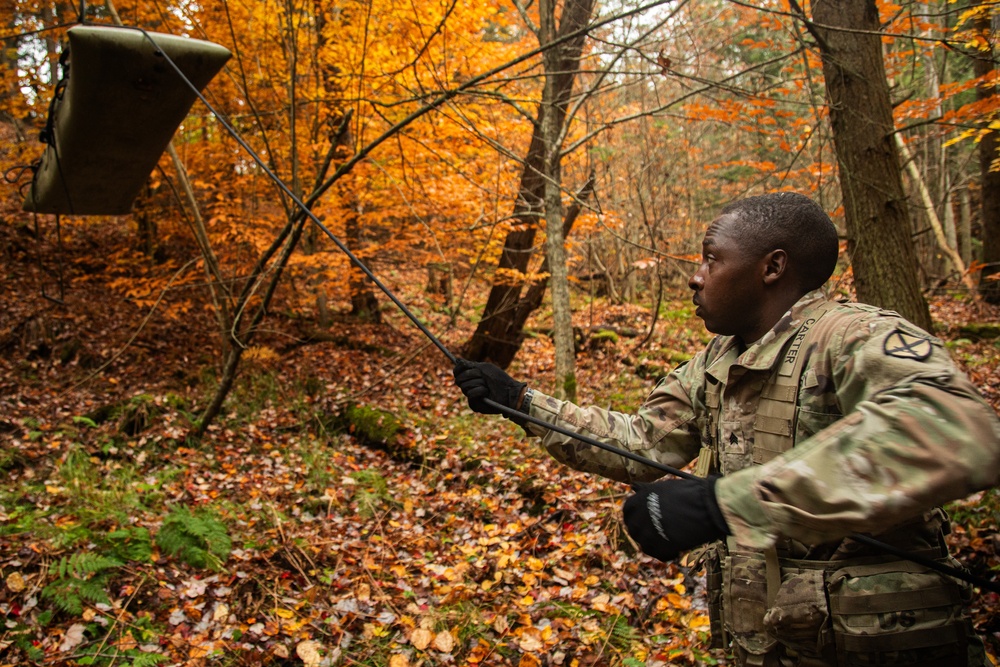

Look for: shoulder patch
[883,328,933,361]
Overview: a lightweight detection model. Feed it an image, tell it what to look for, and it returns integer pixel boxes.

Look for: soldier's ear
[762,249,787,285]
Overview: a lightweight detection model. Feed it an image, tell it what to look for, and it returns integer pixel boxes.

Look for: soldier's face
[688,213,769,342]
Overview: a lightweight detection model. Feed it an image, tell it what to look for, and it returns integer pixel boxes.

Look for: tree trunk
[811,0,933,330]
[462,130,546,365]
[516,177,595,337]
[974,6,1000,304]
[959,185,972,266]
[463,0,596,368]
[540,0,576,401]
[346,206,382,322]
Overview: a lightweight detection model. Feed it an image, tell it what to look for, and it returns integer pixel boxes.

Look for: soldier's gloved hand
[453,359,527,418]
[623,476,729,562]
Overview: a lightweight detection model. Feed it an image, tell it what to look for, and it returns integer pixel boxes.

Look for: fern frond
[43,551,120,617]
[106,527,153,562]
[75,578,112,606]
[49,553,122,578]
[131,651,169,667]
[156,508,231,571]
[42,581,84,615]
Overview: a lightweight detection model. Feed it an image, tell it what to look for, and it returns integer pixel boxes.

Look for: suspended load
[23,25,231,215]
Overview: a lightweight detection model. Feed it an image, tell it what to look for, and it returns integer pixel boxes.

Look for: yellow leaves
[517,626,545,652]
[244,345,280,367]
[189,643,216,660]
[943,128,983,149]
[956,4,991,28]
[6,572,26,593]
[493,267,551,287]
[407,621,457,655]
[432,629,456,653]
[519,654,542,667]
[688,613,712,630]
[965,33,992,52]
[464,638,496,664]
[665,592,689,609]
[410,627,434,650]
[590,592,612,611]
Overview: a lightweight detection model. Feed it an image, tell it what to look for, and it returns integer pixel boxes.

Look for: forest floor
[1,217,999,667]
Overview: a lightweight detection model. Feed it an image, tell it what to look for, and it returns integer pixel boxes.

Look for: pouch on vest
[762,566,831,657]
[723,551,778,656]
[827,559,971,667]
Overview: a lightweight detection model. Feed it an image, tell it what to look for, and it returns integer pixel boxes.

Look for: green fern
[104,527,153,563]
[607,614,638,650]
[42,553,122,615]
[130,652,169,667]
[50,553,122,579]
[73,647,169,667]
[156,507,231,571]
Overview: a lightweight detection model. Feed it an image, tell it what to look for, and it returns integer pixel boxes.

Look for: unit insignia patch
[883,329,932,361]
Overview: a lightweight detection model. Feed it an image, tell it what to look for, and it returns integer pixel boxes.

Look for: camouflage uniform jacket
[525,290,1000,551]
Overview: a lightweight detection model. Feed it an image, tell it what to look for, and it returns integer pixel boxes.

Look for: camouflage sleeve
[716,312,1000,550]
[524,355,706,484]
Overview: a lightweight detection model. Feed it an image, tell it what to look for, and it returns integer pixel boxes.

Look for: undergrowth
[156,506,231,571]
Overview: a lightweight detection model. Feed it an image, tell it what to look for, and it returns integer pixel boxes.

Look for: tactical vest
[697,301,839,478]
[693,303,979,667]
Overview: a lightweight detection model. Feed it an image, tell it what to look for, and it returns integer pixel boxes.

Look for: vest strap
[751,301,840,465]
[830,586,964,614]
[837,624,962,652]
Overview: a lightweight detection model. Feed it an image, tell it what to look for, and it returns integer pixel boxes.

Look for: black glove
[453,359,526,417]
[623,476,729,562]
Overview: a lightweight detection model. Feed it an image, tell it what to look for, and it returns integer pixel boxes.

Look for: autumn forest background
[2,0,1000,665]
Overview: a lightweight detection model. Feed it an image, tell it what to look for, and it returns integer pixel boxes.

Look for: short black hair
[721,192,839,292]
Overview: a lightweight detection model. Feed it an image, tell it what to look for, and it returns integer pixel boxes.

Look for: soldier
[454,192,1000,667]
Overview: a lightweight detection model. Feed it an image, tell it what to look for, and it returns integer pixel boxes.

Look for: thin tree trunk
[811,0,933,330]
[895,134,979,299]
[540,0,575,400]
[516,177,596,325]
[974,6,1000,304]
[346,205,382,322]
[167,143,233,350]
[959,185,972,266]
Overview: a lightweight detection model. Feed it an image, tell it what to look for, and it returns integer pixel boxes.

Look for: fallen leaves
[58,624,86,652]
[2,249,997,667]
[296,639,324,666]
[5,571,25,593]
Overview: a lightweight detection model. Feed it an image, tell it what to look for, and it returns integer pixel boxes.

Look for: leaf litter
[0,221,997,665]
